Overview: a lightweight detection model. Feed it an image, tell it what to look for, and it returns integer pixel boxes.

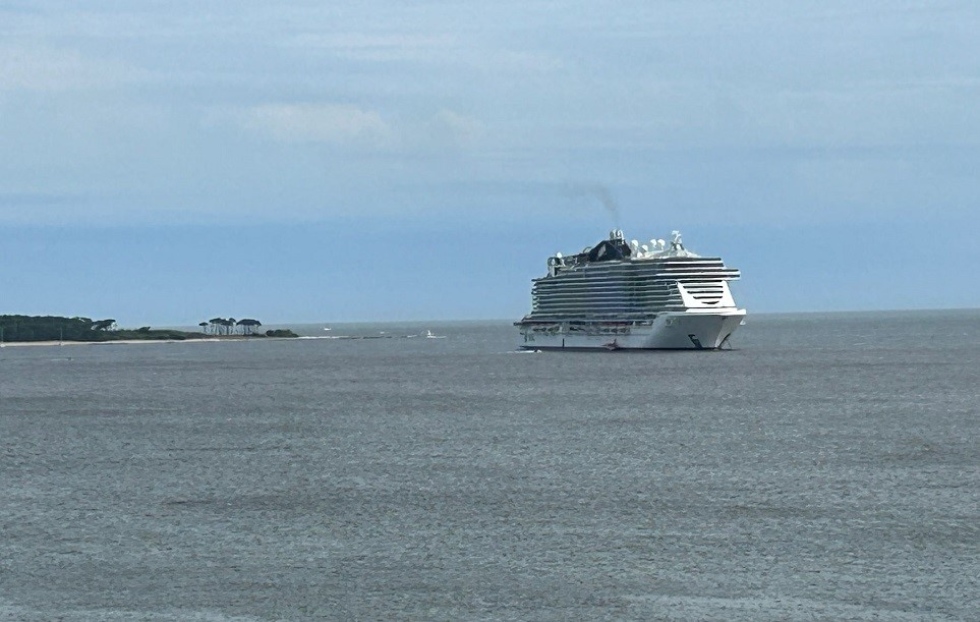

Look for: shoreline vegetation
[0,315,299,345]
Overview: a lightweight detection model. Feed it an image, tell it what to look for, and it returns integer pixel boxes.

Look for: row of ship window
[528,325,633,336]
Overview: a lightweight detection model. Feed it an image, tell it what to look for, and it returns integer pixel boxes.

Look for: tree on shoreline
[92,319,116,332]
[237,319,262,335]
[1,315,207,342]
[0,315,295,343]
[202,317,264,336]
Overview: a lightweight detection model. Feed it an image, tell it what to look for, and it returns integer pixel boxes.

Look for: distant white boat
[323,327,331,331]
[424,330,446,339]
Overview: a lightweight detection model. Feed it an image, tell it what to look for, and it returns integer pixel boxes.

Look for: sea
[0,310,977,621]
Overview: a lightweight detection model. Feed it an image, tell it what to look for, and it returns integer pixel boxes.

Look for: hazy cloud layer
[237,104,390,145]
[1,0,978,226]
[0,44,144,91]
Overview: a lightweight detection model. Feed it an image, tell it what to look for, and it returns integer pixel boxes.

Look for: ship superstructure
[516,229,746,350]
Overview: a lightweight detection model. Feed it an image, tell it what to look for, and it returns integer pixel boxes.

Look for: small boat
[424,330,446,339]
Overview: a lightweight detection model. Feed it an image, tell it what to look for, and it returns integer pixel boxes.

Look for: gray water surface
[1,311,978,620]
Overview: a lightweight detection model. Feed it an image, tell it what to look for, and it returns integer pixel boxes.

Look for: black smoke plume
[563,183,619,225]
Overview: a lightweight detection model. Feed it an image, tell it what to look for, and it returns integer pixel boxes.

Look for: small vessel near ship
[516,229,746,350]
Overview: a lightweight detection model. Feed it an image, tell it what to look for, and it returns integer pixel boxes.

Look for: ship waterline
[519,310,746,350]
[516,229,746,350]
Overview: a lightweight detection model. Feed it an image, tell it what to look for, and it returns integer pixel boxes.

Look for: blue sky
[1,1,978,325]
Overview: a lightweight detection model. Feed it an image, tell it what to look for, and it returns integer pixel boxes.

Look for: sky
[1,0,978,325]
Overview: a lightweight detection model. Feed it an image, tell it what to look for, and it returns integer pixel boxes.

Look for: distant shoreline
[1,336,294,348]
[0,315,299,345]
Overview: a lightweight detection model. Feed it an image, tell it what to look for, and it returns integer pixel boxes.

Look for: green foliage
[113,328,196,341]
[0,315,206,343]
[0,315,295,343]
[0,315,103,342]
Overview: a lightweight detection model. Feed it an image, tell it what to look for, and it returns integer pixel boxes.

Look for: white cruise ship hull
[518,310,746,351]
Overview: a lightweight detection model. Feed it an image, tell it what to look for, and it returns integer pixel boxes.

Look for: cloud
[433,109,485,148]
[0,44,142,91]
[236,103,391,145]
[477,49,564,74]
[231,104,485,152]
[283,29,562,75]
[284,32,457,63]
[1,0,977,231]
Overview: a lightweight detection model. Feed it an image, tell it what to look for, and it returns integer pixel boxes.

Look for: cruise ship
[516,229,746,350]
